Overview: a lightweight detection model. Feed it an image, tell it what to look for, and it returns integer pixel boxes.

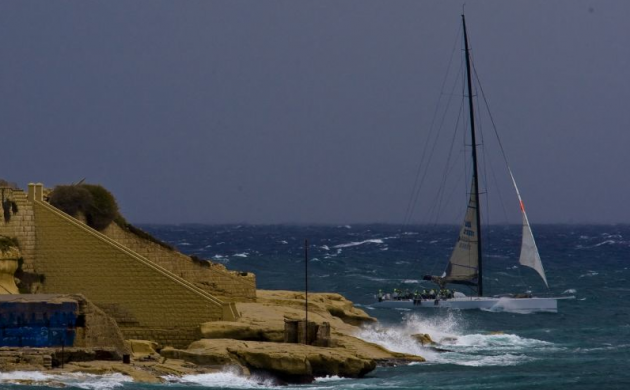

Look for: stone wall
[72,294,128,354]
[103,223,256,302]
[0,187,36,273]
[32,196,233,348]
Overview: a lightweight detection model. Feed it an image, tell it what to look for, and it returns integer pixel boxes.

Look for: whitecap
[233,253,249,258]
[320,245,330,250]
[563,289,577,294]
[403,279,419,284]
[314,375,349,382]
[355,313,555,367]
[594,240,617,247]
[168,369,276,388]
[279,240,288,244]
[333,239,384,249]
[213,255,230,263]
[454,353,532,367]
[0,371,133,390]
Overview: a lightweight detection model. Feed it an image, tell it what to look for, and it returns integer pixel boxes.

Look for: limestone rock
[412,333,435,346]
[256,290,376,327]
[0,246,20,294]
[439,336,458,345]
[125,340,160,359]
[163,339,376,382]
[200,321,282,342]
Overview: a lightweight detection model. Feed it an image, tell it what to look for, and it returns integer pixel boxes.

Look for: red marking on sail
[519,200,525,212]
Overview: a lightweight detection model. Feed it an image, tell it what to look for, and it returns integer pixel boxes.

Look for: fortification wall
[102,223,256,302]
[0,188,36,273]
[32,195,231,347]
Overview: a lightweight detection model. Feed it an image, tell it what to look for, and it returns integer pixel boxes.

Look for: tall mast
[462,14,483,297]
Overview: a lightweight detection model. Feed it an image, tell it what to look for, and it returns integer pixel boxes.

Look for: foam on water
[0,371,132,389]
[167,369,277,388]
[333,239,384,249]
[314,375,349,383]
[356,313,555,366]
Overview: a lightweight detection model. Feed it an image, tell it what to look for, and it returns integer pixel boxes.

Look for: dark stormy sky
[1,1,628,224]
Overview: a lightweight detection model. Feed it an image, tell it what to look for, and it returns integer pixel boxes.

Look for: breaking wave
[355,313,555,366]
[333,239,384,249]
[0,371,132,389]
[167,370,277,388]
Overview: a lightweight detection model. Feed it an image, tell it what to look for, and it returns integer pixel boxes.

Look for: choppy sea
[4,224,629,389]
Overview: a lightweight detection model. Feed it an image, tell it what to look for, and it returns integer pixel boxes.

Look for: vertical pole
[462,14,483,297]
[61,336,65,369]
[304,238,308,344]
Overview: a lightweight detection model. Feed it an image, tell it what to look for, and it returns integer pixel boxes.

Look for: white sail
[509,170,549,287]
[444,182,479,284]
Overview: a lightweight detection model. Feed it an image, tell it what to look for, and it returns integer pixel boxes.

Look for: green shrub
[50,184,120,231]
[82,184,119,231]
[49,185,93,217]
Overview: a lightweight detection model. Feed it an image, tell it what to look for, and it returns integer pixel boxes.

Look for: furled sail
[509,170,549,287]
[443,182,480,285]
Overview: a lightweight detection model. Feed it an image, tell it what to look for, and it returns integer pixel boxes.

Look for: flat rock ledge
[162,339,376,383]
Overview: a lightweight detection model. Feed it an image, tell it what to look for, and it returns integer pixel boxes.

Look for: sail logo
[465,221,472,228]
[464,229,475,237]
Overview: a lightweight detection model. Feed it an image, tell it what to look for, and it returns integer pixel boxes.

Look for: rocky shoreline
[0,290,424,385]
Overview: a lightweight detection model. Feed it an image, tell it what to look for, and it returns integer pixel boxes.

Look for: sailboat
[374,15,568,312]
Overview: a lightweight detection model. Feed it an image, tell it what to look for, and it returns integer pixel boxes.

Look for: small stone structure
[0,294,126,354]
[284,319,331,347]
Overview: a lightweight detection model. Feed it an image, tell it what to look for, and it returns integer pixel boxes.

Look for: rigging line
[422,87,465,226]
[402,23,462,227]
[472,63,511,170]
[406,64,464,226]
[422,36,468,226]
[406,63,464,226]
[432,95,466,222]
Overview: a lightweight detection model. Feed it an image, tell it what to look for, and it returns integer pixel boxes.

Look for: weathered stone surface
[125,339,159,358]
[200,321,279,341]
[0,246,20,294]
[412,333,435,346]
[256,290,376,327]
[165,339,376,382]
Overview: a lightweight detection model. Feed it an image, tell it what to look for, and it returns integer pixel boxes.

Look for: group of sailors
[377,288,455,302]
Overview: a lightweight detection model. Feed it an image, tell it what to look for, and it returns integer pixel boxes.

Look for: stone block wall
[32,197,229,347]
[103,223,256,302]
[0,188,36,273]
[72,294,128,353]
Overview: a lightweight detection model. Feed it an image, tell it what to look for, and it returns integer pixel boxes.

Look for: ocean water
[3,224,628,389]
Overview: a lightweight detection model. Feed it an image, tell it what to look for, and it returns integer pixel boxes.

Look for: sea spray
[355,312,556,366]
[167,368,277,388]
[0,371,133,390]
[355,312,463,360]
